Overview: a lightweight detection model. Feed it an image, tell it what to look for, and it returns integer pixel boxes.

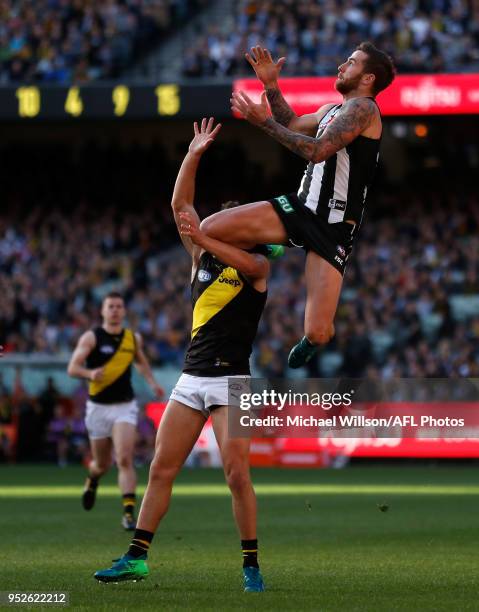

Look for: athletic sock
[122,493,136,516]
[128,528,154,558]
[86,475,98,489]
[241,539,259,569]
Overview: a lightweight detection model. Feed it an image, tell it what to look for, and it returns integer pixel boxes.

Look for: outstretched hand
[179,211,205,246]
[245,46,286,86]
[189,117,222,156]
[231,90,270,126]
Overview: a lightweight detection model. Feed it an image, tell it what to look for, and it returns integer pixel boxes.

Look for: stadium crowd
[0,0,201,83]
[182,0,479,78]
[1,182,478,380]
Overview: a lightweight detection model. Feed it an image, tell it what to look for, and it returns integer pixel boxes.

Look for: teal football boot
[94,554,149,583]
[243,567,265,592]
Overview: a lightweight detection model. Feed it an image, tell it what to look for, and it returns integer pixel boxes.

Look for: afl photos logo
[198,269,212,282]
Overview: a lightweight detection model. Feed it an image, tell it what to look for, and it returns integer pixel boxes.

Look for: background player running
[202,42,395,369]
[94,118,281,592]
[67,293,164,530]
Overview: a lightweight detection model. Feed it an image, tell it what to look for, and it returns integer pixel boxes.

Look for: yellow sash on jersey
[89,329,136,396]
[191,267,243,338]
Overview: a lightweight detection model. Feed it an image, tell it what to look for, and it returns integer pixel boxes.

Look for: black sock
[241,539,259,568]
[122,493,136,516]
[87,475,98,489]
[128,529,154,558]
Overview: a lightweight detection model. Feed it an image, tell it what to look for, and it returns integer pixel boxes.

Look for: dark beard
[335,73,363,95]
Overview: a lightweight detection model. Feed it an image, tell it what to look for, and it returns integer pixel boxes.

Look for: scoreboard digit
[155,84,180,116]
[65,87,84,117]
[16,87,41,118]
[112,85,130,117]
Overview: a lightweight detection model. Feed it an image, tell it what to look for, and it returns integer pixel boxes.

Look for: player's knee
[199,216,216,237]
[91,459,110,475]
[149,459,178,486]
[117,454,133,470]
[306,323,335,346]
[225,463,252,495]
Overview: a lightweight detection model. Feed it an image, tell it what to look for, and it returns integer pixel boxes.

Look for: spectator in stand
[0,0,200,84]
[182,0,479,78]
[47,403,88,467]
[2,189,479,379]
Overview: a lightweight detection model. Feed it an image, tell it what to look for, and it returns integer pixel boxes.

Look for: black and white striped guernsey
[297,99,381,227]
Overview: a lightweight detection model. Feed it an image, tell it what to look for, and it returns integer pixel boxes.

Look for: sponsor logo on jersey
[328,198,346,210]
[219,276,241,287]
[100,345,115,354]
[198,269,211,282]
[335,255,344,266]
[275,195,294,214]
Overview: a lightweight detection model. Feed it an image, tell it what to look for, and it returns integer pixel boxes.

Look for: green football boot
[94,554,149,583]
[288,336,318,369]
[265,244,285,260]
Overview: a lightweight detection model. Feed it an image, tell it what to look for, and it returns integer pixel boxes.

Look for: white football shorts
[85,399,139,440]
[170,373,250,417]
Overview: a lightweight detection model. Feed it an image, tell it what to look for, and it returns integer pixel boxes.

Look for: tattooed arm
[265,86,335,135]
[231,91,378,163]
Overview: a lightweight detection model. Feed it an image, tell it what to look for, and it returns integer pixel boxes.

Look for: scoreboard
[0,83,231,120]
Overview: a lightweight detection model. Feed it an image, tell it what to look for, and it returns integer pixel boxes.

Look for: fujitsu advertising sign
[234,74,479,116]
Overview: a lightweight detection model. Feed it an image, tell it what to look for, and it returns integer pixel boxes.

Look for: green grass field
[1,465,478,611]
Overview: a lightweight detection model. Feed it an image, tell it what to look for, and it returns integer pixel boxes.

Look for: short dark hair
[221,200,241,210]
[103,291,124,304]
[356,41,396,96]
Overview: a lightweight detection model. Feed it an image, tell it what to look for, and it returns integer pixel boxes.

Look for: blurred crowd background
[2,1,479,83]
[1,141,478,380]
[0,0,203,83]
[185,0,479,78]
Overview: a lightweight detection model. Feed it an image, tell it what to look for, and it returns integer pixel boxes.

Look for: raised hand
[189,117,222,156]
[245,46,286,87]
[179,211,205,246]
[231,90,270,126]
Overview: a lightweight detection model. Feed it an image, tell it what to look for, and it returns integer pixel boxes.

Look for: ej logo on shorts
[328,198,346,224]
[275,195,294,214]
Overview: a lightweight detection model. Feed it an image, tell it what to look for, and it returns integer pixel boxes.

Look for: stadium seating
[182,0,479,78]
[0,0,200,83]
[1,182,479,379]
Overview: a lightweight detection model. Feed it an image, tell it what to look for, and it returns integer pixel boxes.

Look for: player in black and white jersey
[201,42,395,368]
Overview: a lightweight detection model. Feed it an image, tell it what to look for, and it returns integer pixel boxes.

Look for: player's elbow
[67,364,75,377]
[171,198,185,213]
[242,258,269,279]
[310,152,323,164]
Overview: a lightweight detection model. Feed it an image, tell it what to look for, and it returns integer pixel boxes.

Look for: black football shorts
[269,193,355,276]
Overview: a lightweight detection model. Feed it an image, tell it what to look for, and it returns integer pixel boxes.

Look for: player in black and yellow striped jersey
[67,292,164,531]
[94,118,282,591]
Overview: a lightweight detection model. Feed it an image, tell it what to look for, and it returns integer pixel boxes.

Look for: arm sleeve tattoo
[265,86,296,127]
[259,97,377,163]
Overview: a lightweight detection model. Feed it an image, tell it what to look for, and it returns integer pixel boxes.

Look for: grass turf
[1,465,478,611]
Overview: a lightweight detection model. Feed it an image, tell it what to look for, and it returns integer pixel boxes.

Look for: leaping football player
[201,42,395,369]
